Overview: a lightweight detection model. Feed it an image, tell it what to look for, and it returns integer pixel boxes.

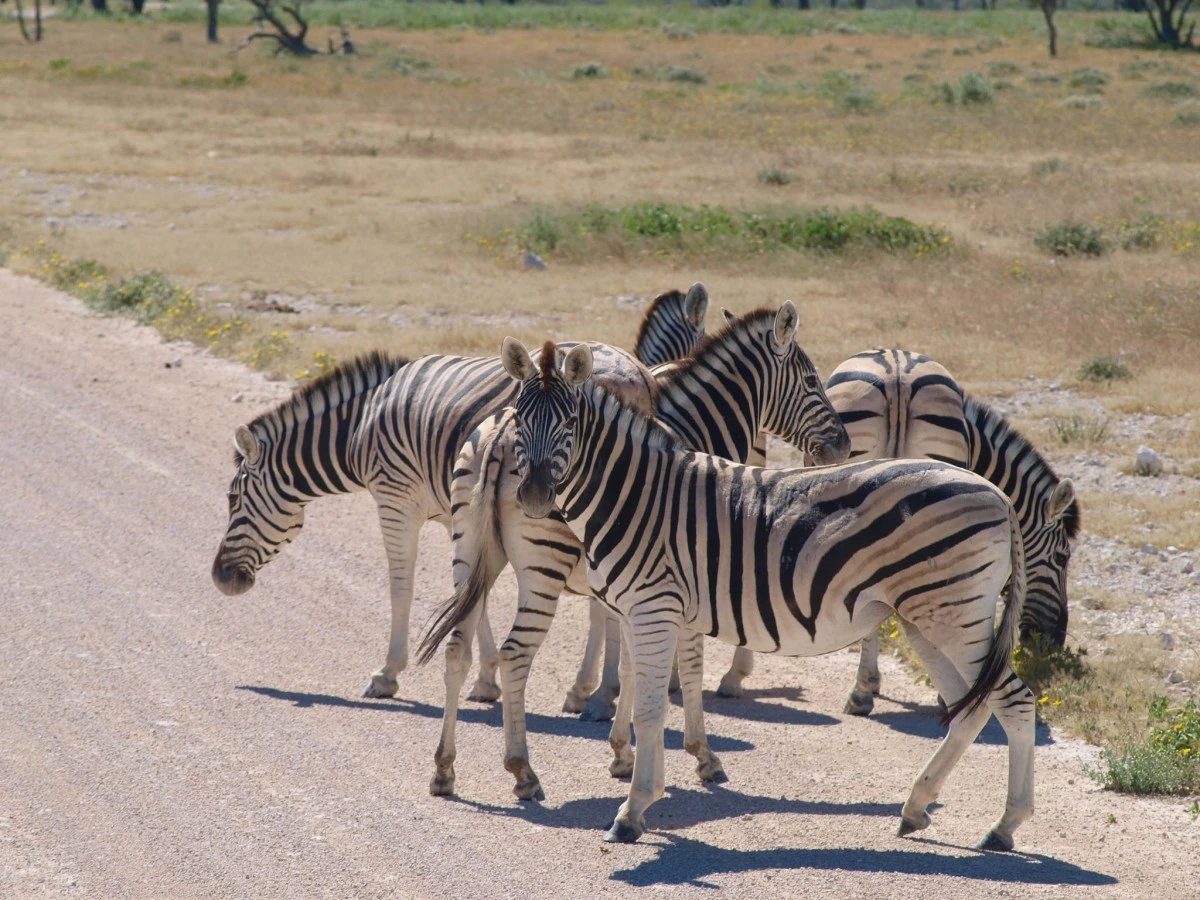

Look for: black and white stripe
[418,304,849,802]
[493,346,1035,851]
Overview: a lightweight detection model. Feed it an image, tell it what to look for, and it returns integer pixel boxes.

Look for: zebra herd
[212,284,1078,853]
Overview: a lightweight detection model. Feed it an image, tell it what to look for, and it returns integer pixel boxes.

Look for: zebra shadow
[237,685,757,753]
[868,696,1056,747]
[670,687,842,728]
[449,782,901,835]
[610,832,1118,888]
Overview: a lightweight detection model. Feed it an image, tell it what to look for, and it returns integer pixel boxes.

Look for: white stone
[1133,446,1162,477]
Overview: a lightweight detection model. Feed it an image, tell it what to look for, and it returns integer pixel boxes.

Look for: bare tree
[238,0,353,55]
[207,0,219,43]
[1142,0,1197,46]
[1036,0,1059,56]
[14,0,44,42]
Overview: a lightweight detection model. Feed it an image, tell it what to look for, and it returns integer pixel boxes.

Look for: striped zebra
[719,348,1078,716]
[476,340,1036,851]
[211,344,656,701]
[418,303,849,802]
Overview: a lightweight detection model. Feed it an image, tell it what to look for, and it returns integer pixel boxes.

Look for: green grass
[1079,355,1133,382]
[140,1,1148,42]
[936,72,995,107]
[496,202,952,262]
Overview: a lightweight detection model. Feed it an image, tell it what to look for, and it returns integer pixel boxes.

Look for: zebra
[211,344,656,701]
[632,285,707,367]
[717,348,1078,716]
[475,339,1036,851]
[418,302,849,802]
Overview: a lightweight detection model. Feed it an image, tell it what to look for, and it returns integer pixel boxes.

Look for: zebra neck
[559,385,680,554]
[963,396,1055,533]
[653,347,761,463]
[260,388,374,498]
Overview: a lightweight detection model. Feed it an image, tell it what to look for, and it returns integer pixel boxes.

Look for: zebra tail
[416,430,505,666]
[942,497,1027,726]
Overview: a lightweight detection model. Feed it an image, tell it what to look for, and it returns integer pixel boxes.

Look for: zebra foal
[487,340,1037,851]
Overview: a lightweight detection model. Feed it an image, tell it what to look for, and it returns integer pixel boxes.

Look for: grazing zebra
[211,345,656,701]
[720,349,1078,716]
[418,303,849,802]
[481,340,1035,850]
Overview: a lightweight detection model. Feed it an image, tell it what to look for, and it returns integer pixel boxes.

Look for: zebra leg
[844,632,883,717]
[364,501,422,699]
[498,559,576,802]
[580,609,621,722]
[716,646,755,698]
[467,601,501,703]
[678,631,726,783]
[430,603,483,797]
[607,634,635,779]
[562,600,606,714]
[977,670,1036,852]
[605,614,680,844]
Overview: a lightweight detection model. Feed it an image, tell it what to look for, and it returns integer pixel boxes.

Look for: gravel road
[1,269,1196,899]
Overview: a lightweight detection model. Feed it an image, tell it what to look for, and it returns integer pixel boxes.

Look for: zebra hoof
[561,689,589,715]
[976,830,1015,852]
[429,769,455,797]
[696,760,728,784]
[715,677,745,699]
[580,695,616,723]
[363,673,399,699]
[896,810,932,838]
[603,819,643,844]
[609,755,634,779]
[843,690,875,717]
[513,778,545,802]
[466,679,501,703]
[865,677,882,697]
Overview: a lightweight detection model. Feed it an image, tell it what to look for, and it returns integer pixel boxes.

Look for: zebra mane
[632,289,687,359]
[963,394,1081,538]
[656,307,777,386]
[584,379,681,453]
[241,350,408,457]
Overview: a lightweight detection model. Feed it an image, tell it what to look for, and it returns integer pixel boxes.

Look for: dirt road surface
[1,269,1195,898]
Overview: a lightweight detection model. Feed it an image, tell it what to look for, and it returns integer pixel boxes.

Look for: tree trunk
[206,0,219,42]
[90,0,107,11]
[799,0,810,9]
[1040,0,1058,56]
[130,0,144,11]
[854,0,866,8]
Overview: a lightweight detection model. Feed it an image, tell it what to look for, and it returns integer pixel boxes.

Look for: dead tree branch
[237,0,352,56]
[14,0,43,43]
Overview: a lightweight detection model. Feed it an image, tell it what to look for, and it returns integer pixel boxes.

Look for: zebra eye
[804,374,820,390]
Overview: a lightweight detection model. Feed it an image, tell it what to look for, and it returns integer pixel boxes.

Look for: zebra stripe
[211,344,654,702]
[498,346,1035,851]
[633,285,708,367]
[417,304,849,801]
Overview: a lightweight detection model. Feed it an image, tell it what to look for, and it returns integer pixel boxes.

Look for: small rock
[164,357,184,369]
[167,223,177,231]
[206,150,219,159]
[1182,561,1194,575]
[523,253,547,271]
[1081,596,1101,610]
[231,393,244,403]
[1158,632,1175,651]
[1133,446,1162,477]
[1166,670,1184,685]
[1139,543,1161,557]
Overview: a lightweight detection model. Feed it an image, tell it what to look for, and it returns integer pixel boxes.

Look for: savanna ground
[2,0,1199,855]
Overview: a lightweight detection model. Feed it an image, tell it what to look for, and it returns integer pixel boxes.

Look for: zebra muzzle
[516,463,558,519]
[212,557,256,596]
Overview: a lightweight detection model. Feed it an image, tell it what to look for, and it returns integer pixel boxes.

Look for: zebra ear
[234,425,261,466]
[721,307,736,323]
[684,283,709,328]
[563,343,593,387]
[1048,479,1075,521]
[772,300,799,353]
[501,337,537,382]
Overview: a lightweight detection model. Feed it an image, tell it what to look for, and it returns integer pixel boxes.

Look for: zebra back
[826,348,969,466]
[633,284,708,367]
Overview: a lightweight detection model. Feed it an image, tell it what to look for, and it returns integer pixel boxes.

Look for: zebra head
[501,338,593,519]
[1021,478,1078,646]
[722,303,850,467]
[633,282,709,367]
[211,424,307,596]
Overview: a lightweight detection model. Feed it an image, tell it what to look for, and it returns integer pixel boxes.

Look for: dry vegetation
[2,12,1199,790]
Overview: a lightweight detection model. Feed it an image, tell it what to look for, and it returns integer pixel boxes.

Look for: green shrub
[88,271,182,324]
[664,65,706,85]
[757,167,793,187]
[1048,415,1109,446]
[1031,157,1069,176]
[1035,221,1108,256]
[1069,67,1110,93]
[1089,698,1200,795]
[1061,95,1103,110]
[988,61,1021,78]
[1079,355,1132,382]
[936,72,995,107]
[1012,634,1090,700]
[571,62,607,79]
[1176,104,1200,127]
[177,70,248,89]
[1026,72,1061,85]
[1120,214,1164,251]
[1142,81,1198,101]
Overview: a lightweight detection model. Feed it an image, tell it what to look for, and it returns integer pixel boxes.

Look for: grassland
[2,8,1200,788]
